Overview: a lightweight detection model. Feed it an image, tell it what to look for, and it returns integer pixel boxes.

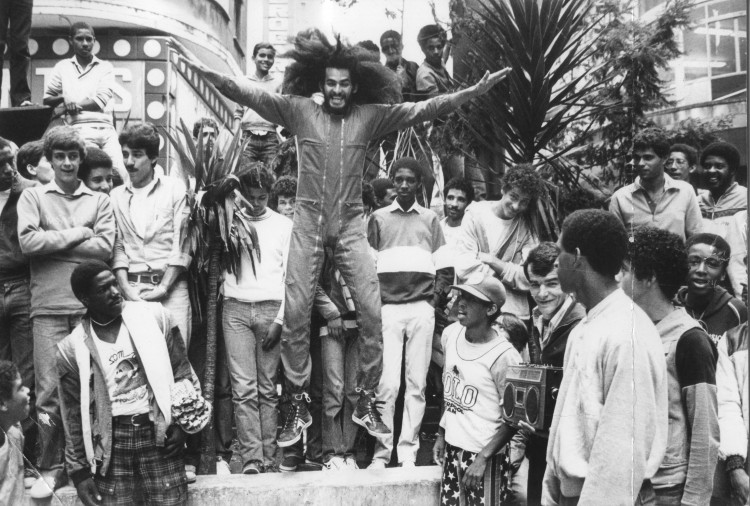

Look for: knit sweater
[543,289,668,504]
[17,181,115,316]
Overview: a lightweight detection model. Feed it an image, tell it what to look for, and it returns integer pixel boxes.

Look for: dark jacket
[0,177,36,282]
[676,286,747,343]
[529,299,586,368]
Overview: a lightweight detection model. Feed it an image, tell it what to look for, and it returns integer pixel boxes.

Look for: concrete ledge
[25,466,442,505]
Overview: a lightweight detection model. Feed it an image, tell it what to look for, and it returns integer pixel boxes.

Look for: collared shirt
[111,174,191,274]
[532,296,575,350]
[43,55,115,125]
[416,60,454,98]
[233,73,283,133]
[609,174,703,240]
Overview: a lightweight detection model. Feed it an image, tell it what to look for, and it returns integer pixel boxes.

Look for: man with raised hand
[174,36,509,448]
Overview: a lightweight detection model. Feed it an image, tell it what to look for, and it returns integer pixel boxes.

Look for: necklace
[90,315,120,326]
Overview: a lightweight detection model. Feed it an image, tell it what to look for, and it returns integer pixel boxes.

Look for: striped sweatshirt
[367,200,450,305]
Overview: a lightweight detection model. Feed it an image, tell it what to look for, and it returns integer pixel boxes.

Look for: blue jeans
[33,313,82,470]
[282,200,383,394]
[321,328,360,460]
[222,298,281,466]
[241,133,279,167]
[0,278,35,461]
[0,0,32,106]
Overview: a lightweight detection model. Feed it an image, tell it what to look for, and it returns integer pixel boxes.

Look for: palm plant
[163,121,259,473]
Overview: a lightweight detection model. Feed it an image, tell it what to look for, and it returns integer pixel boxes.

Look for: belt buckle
[149,274,160,285]
[131,414,144,427]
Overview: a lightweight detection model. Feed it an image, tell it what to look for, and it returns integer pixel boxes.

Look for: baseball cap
[450,276,506,308]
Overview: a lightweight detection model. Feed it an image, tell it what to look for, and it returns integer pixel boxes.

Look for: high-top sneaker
[277,392,312,447]
[352,388,390,437]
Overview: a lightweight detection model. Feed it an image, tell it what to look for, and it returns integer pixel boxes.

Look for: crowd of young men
[0,20,748,506]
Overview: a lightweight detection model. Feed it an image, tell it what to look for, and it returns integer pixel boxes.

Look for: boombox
[502,364,563,433]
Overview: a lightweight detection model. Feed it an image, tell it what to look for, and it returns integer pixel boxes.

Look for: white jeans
[373,300,434,464]
[73,122,126,181]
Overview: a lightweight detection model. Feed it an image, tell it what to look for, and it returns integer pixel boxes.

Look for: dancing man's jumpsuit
[215,80,467,394]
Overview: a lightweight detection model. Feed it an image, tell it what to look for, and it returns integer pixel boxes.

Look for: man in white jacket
[543,210,668,505]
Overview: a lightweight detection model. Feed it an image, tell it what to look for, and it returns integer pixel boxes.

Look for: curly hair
[700,141,741,173]
[119,123,160,159]
[70,260,112,302]
[561,209,628,278]
[444,177,475,203]
[417,24,447,48]
[389,157,426,181]
[669,143,698,167]
[0,360,19,402]
[272,175,297,198]
[633,127,670,158]
[524,242,561,279]
[192,117,218,139]
[686,233,731,262]
[282,32,401,105]
[78,147,112,182]
[500,164,546,204]
[626,226,687,300]
[43,125,86,161]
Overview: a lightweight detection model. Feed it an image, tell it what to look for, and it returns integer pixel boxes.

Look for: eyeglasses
[687,255,727,269]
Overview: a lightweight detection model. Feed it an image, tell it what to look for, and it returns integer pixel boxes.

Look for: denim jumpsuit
[232,85,461,393]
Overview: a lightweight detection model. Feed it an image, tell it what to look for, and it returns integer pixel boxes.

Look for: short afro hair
[70,260,112,302]
[272,175,297,198]
[444,177,475,203]
[78,147,112,181]
[560,209,628,278]
[70,21,94,38]
[192,117,218,139]
[669,143,698,167]
[524,242,561,280]
[686,232,731,262]
[252,42,276,58]
[390,157,426,182]
[380,30,402,46]
[119,123,160,159]
[700,141,741,174]
[626,226,687,300]
[43,126,86,161]
[633,127,670,158]
[362,181,376,210]
[0,360,20,402]
[417,24,447,48]
[16,140,44,178]
[500,164,546,205]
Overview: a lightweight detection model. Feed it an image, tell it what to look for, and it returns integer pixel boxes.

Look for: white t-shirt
[129,179,158,238]
[440,322,522,453]
[92,325,151,417]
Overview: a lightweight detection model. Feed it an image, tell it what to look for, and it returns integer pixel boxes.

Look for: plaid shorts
[94,419,188,506]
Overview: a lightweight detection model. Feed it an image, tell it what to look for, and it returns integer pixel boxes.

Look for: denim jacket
[56,302,193,486]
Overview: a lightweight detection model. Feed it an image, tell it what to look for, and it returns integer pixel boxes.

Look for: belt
[128,273,162,285]
[113,413,151,426]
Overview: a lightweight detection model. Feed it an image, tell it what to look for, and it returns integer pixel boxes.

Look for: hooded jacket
[676,286,747,343]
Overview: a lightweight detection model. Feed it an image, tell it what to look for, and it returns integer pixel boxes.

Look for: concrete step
[24,466,442,506]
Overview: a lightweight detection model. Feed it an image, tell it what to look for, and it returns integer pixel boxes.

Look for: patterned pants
[441,442,511,506]
[94,421,188,506]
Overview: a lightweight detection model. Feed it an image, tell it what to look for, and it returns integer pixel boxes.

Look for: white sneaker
[367,460,386,470]
[400,461,416,468]
[323,455,346,471]
[343,456,359,470]
[29,475,56,500]
[216,459,231,476]
[185,465,197,483]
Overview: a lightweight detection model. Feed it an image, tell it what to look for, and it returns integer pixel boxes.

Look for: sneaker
[400,461,416,468]
[185,465,197,484]
[216,458,231,476]
[279,454,302,472]
[343,455,359,470]
[277,393,312,448]
[29,470,66,500]
[263,463,281,473]
[323,456,346,471]
[352,389,390,437]
[367,460,386,470]
[302,457,323,471]
[242,461,261,475]
[24,468,38,489]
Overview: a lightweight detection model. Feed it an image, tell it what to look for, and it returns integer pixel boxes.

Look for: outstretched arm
[171,41,299,131]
